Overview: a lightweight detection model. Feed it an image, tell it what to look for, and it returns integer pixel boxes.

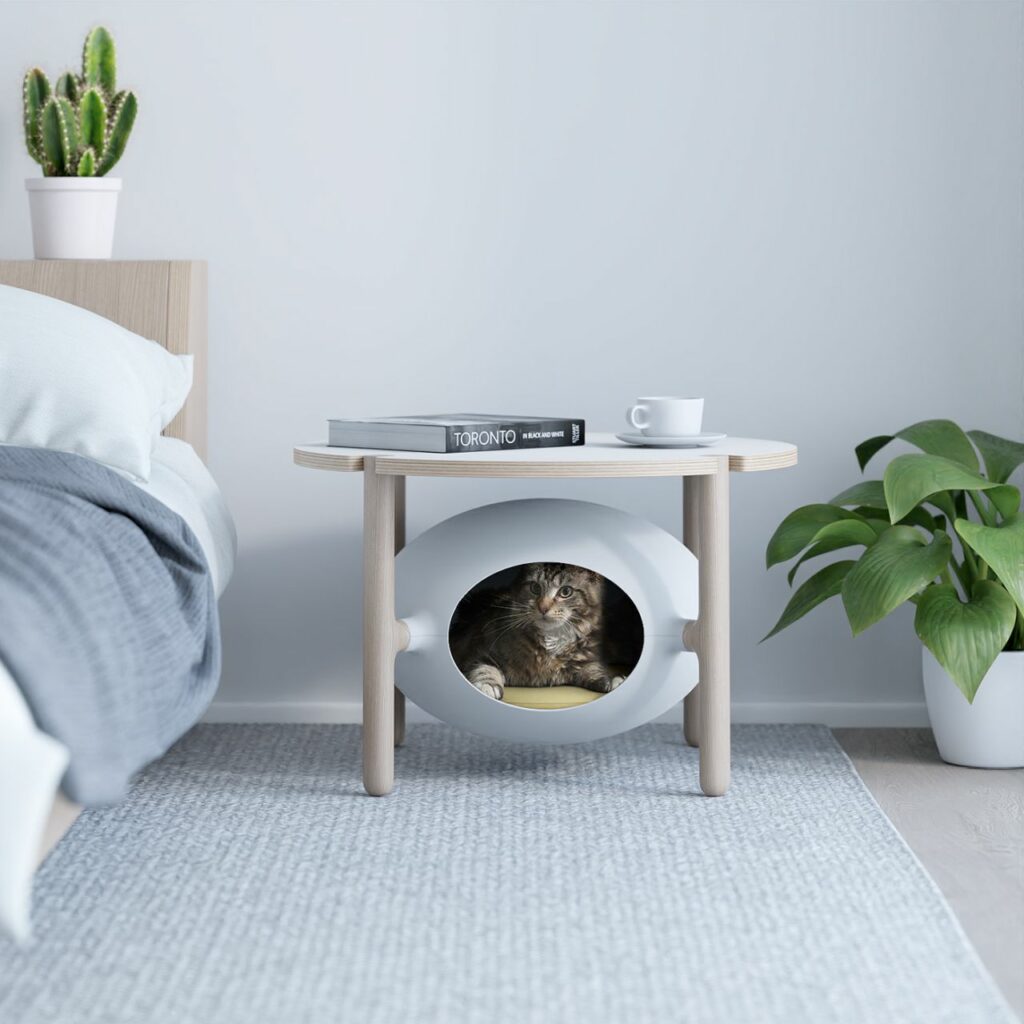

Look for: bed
[0,261,235,940]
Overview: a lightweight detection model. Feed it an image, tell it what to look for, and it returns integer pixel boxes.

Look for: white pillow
[0,284,192,481]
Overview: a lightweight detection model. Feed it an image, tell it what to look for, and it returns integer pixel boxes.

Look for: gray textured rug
[0,725,1014,1024]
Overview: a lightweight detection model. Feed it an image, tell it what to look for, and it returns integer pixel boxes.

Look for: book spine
[443,420,585,454]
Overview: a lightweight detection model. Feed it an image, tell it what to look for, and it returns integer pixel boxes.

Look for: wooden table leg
[363,458,399,796]
[394,476,406,747]
[682,476,701,748]
[696,456,730,796]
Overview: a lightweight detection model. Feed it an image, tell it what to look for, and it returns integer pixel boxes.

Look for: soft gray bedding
[0,446,220,805]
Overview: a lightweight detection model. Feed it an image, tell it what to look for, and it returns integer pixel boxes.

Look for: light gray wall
[2,2,1021,723]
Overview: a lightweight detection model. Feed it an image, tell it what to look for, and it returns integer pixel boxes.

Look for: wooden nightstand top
[293,433,797,478]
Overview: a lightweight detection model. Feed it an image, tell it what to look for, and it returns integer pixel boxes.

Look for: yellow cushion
[501,686,603,710]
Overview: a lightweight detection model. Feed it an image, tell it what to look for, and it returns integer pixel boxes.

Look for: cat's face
[516,563,602,631]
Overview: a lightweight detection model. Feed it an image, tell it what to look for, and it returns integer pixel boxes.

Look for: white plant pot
[25,177,121,259]
[922,647,1024,768]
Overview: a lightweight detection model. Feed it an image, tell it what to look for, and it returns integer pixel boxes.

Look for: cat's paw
[468,665,505,701]
[580,674,624,694]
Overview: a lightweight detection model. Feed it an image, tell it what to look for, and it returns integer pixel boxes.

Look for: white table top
[294,433,797,478]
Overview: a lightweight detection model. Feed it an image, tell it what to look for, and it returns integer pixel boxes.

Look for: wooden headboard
[0,260,208,460]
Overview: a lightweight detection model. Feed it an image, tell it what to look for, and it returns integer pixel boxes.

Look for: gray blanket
[0,446,220,805]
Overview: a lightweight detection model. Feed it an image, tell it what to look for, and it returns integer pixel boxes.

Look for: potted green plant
[764,420,1024,767]
[22,27,138,259]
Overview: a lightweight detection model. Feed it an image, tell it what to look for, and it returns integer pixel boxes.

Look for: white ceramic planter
[923,647,1024,768]
[25,177,121,259]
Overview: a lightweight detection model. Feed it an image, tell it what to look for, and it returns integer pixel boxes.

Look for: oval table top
[293,433,797,479]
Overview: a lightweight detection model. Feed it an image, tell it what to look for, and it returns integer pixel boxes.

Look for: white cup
[626,396,704,436]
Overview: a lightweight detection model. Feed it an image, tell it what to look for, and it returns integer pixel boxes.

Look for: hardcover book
[327,414,585,454]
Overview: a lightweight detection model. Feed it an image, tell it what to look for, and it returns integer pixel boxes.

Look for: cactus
[78,87,106,155]
[39,97,74,174]
[54,71,79,103]
[22,68,49,164]
[97,92,137,175]
[82,27,116,95]
[21,27,137,176]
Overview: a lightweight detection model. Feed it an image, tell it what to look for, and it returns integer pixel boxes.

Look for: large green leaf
[923,490,959,525]
[857,419,979,473]
[786,540,848,586]
[995,488,1020,518]
[854,503,938,534]
[833,479,942,531]
[841,526,953,635]
[785,519,882,585]
[956,516,1024,616]
[914,582,1017,703]
[855,436,893,472]
[811,519,882,548]
[765,504,861,569]
[763,561,855,640]
[968,430,1024,485]
[883,454,1019,524]
[831,480,886,508]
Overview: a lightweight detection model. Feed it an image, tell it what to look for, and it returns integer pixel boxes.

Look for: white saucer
[616,430,727,448]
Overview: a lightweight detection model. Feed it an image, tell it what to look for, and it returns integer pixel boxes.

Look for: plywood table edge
[728,450,799,472]
[373,457,720,478]
[293,444,798,476]
[294,447,365,472]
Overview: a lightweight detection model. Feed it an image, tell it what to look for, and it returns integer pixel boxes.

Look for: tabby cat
[450,563,625,701]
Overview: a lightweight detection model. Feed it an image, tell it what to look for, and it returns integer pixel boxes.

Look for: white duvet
[132,437,237,598]
[0,438,236,941]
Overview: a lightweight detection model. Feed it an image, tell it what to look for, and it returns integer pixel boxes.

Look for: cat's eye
[557,585,574,598]
[529,582,542,596]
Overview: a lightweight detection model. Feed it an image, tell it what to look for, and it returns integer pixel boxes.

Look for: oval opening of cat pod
[395,498,699,744]
[448,563,644,710]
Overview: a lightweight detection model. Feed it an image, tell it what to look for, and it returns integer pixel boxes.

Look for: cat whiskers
[484,605,534,642]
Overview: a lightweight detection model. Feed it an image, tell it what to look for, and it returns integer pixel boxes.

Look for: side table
[294,434,797,797]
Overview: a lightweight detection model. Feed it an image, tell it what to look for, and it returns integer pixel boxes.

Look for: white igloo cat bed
[395,499,699,744]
